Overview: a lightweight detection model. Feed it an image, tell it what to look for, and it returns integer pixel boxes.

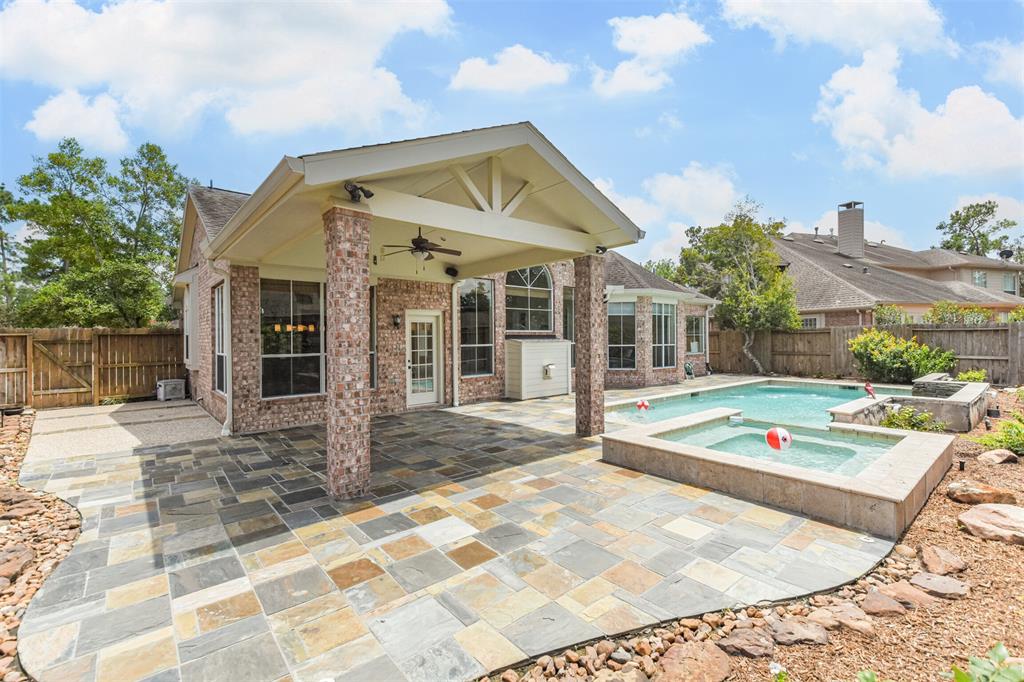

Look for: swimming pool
[613,381,911,429]
[658,419,893,476]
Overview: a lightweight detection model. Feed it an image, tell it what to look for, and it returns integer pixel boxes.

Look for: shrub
[956,369,988,382]
[924,301,995,325]
[1010,306,1024,322]
[873,304,910,326]
[848,328,956,383]
[972,412,1024,455]
[943,643,1024,682]
[880,406,947,432]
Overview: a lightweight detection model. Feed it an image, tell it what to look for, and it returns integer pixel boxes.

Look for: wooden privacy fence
[710,322,1024,386]
[0,328,185,409]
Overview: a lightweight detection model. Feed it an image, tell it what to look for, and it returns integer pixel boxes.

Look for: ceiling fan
[382,227,462,261]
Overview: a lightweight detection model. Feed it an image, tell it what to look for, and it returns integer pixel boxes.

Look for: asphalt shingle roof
[188,186,250,240]
[775,235,1023,310]
[604,251,715,303]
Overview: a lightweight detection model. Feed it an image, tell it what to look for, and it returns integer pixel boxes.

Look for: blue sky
[1,0,1022,263]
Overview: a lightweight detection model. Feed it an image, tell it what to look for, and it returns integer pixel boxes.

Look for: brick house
[774,201,1024,328]
[172,123,713,497]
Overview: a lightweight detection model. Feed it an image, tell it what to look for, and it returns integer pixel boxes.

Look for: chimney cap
[838,201,863,210]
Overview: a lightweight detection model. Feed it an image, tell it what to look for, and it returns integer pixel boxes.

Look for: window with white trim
[459,278,494,376]
[608,301,636,369]
[214,284,226,394]
[259,279,323,398]
[182,285,190,362]
[563,286,575,368]
[1003,273,1017,295]
[652,303,676,368]
[972,270,987,287]
[799,315,819,329]
[686,315,706,353]
[506,266,552,331]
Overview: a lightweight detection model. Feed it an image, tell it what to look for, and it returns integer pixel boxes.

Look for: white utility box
[157,379,186,401]
[505,339,572,400]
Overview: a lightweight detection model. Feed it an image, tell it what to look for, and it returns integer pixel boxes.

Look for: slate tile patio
[18,379,892,682]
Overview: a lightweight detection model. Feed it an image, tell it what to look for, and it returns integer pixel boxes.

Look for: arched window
[506,266,552,331]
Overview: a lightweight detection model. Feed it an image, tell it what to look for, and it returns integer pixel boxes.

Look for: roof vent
[813,238,825,244]
[814,226,819,236]
[843,263,853,268]
[782,236,794,242]
[862,266,869,274]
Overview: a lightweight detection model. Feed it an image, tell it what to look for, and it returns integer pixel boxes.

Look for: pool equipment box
[505,339,572,400]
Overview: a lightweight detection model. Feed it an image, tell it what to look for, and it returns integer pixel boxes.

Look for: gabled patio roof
[186,122,644,283]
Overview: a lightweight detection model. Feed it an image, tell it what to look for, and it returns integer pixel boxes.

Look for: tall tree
[935,200,1016,256]
[676,199,800,373]
[0,185,24,325]
[642,258,678,282]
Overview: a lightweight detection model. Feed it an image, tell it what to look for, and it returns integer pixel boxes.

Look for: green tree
[873,304,910,326]
[643,258,678,281]
[936,200,1016,256]
[923,301,995,325]
[676,199,800,373]
[1008,306,1024,322]
[11,138,190,327]
[0,185,24,325]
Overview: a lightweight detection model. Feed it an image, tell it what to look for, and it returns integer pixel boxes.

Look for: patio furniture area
[17,378,892,682]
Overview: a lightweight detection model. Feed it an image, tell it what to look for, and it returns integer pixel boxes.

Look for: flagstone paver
[19,379,892,682]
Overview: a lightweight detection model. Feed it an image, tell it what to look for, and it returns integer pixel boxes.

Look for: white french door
[406,312,441,407]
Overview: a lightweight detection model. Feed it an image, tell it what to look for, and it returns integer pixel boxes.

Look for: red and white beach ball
[765,427,793,451]
[636,399,651,411]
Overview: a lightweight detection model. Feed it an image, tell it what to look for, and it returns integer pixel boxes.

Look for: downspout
[209,260,233,436]
[451,282,460,408]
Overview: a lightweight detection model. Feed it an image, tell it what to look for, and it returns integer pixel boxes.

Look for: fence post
[24,331,33,408]
[91,328,100,405]
[1009,322,1023,387]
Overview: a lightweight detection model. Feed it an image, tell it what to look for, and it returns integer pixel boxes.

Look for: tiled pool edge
[601,409,955,540]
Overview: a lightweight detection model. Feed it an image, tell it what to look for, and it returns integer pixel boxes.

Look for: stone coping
[601,409,954,539]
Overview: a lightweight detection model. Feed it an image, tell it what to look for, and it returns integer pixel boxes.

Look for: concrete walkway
[17,380,892,682]
[27,400,222,462]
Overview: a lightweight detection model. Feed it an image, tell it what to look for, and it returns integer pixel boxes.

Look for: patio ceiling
[203,123,643,283]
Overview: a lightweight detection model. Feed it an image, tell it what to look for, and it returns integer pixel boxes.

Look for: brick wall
[824,309,871,327]
[185,218,227,424]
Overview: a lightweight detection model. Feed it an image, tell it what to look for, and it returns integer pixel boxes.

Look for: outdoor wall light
[595,245,608,254]
[392,314,401,328]
[344,182,374,202]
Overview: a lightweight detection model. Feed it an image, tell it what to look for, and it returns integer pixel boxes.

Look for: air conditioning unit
[157,379,186,401]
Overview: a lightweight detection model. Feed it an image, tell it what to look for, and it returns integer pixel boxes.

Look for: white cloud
[592,10,711,97]
[978,39,1024,90]
[814,46,1024,177]
[449,45,571,93]
[597,163,741,262]
[721,0,958,55]
[0,0,451,142]
[24,89,128,152]
[633,111,683,138]
[954,194,1024,226]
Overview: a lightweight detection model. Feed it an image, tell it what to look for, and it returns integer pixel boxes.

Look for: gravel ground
[0,412,81,682]
[731,390,1024,681]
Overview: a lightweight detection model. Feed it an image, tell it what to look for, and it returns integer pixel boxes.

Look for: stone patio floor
[18,376,892,682]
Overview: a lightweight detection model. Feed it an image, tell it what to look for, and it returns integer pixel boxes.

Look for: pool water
[659,420,895,476]
[616,382,910,429]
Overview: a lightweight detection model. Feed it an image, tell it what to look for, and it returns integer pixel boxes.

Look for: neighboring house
[775,201,1024,328]
[172,122,710,497]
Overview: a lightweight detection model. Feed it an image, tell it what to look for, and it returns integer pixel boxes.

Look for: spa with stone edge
[602,379,959,539]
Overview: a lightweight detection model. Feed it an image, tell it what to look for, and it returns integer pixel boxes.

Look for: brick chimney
[837,201,864,258]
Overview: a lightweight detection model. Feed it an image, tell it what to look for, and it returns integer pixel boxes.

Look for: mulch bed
[0,412,81,682]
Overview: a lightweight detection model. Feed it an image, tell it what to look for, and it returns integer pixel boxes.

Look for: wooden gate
[0,328,185,409]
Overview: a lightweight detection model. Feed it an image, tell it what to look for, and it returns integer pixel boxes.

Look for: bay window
[506,266,552,331]
[652,302,676,368]
[260,279,323,398]
[459,278,494,376]
[608,301,636,369]
[686,315,706,354]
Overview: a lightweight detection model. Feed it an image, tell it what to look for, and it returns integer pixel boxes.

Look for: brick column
[574,254,605,436]
[323,206,372,498]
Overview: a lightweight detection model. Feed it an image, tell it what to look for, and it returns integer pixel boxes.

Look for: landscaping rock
[909,572,970,599]
[716,627,774,658]
[807,608,840,630]
[593,668,649,682]
[959,504,1024,545]
[0,547,34,582]
[826,602,874,636]
[947,480,1017,505]
[769,617,829,645]
[610,648,632,664]
[878,580,941,609]
[861,588,907,616]
[893,544,916,558]
[655,642,731,682]
[918,545,966,575]
[977,449,1019,465]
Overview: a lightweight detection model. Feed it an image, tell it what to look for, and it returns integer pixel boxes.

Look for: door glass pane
[410,321,435,395]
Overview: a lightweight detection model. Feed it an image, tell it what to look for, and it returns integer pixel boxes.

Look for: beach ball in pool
[765,427,793,451]
[636,399,651,410]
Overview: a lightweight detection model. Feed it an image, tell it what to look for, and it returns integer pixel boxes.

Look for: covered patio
[18,379,891,682]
